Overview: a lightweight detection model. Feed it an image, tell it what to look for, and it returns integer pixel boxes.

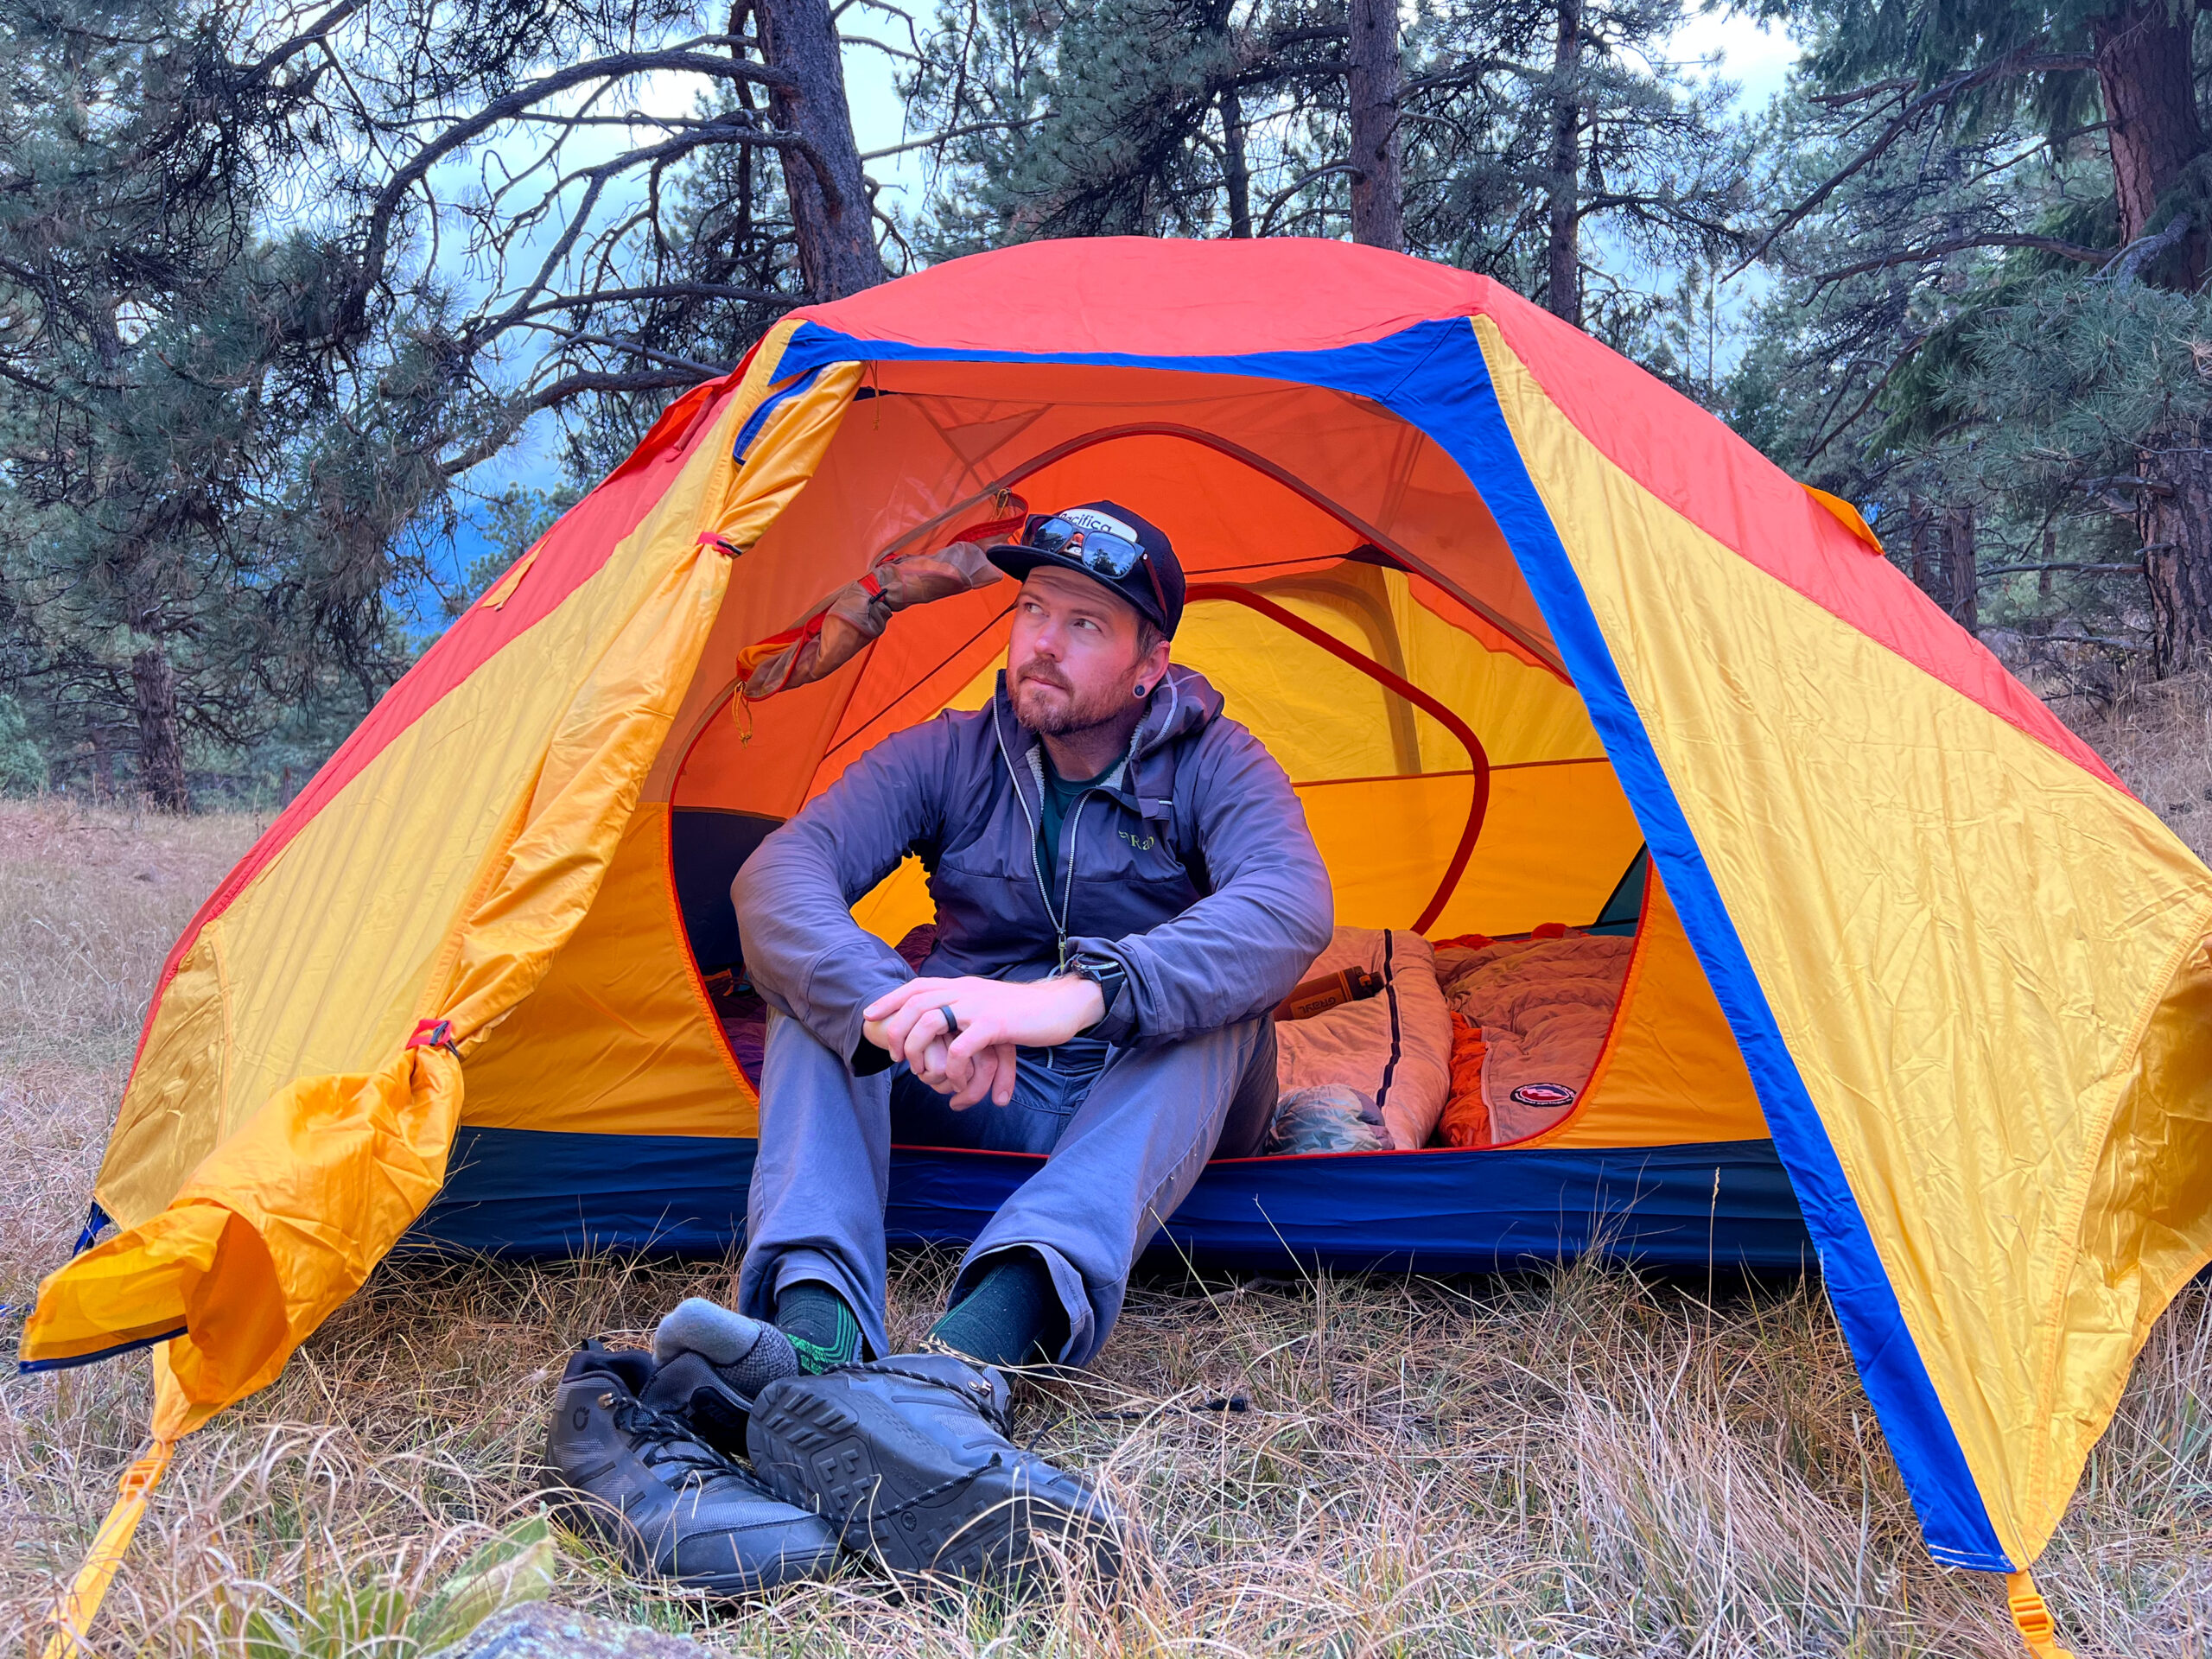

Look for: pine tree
[1765,0,2212,671]
[899,0,1751,353]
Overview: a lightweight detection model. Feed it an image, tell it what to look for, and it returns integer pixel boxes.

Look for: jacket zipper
[991,708,1118,971]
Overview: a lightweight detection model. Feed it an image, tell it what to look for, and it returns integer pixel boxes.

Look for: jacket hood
[1128,663,1224,760]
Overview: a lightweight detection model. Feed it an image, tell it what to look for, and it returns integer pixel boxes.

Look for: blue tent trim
[1373,333,2014,1572]
[16,1325,187,1376]
[732,364,826,461]
[736,316,2011,1570]
[401,1125,1810,1274]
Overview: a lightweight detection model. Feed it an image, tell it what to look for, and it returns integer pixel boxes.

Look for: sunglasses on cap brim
[1021,514,1170,626]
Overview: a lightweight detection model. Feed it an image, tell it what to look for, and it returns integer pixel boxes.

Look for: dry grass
[5,696,2212,1659]
[2063,668,2212,865]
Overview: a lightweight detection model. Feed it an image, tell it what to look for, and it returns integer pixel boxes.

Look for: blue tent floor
[402,1127,1812,1275]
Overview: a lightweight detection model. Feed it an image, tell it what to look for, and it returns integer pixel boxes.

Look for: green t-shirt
[1038,750,1115,881]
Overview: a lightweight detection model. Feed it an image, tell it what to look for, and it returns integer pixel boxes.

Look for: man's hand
[861,975,1107,1109]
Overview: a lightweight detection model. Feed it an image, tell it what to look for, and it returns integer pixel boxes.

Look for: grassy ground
[4,680,2210,1657]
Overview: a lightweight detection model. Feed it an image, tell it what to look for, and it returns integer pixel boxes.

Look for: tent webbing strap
[41,1437,174,1659]
[2005,1572,2075,1657]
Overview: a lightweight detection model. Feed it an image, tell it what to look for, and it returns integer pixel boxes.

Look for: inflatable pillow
[1264,1084,1393,1154]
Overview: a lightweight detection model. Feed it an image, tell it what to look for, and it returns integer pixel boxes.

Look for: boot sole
[748,1382,1125,1585]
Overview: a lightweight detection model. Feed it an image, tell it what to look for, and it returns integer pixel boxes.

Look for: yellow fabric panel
[1173,569,1597,778]
[39,532,738,1413]
[1381,571,1601,768]
[463,802,758,1136]
[1297,772,1475,930]
[852,680,1631,942]
[1477,315,2212,1564]
[1423,760,1645,938]
[853,853,936,947]
[1177,591,1423,781]
[93,353,842,1227]
[97,932,232,1228]
[2051,931,2212,1513]
[1535,869,1769,1148]
[26,1046,461,1407]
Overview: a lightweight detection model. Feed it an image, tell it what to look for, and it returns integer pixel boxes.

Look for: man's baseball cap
[985,500,1185,637]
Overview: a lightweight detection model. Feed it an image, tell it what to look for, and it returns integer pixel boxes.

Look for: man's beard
[1010,662,1125,735]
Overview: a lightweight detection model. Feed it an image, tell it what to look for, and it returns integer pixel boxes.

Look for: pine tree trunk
[1937,504,1991,632]
[131,644,191,812]
[2145,423,2212,675]
[89,725,113,803]
[2094,0,2207,285]
[1908,495,1935,596]
[1345,0,1403,251]
[1944,505,1978,633]
[755,0,887,301]
[2091,2,2210,668]
[1543,0,1584,325]
[1221,86,1254,238]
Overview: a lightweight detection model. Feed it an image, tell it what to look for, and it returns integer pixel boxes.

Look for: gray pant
[737,1010,1278,1365]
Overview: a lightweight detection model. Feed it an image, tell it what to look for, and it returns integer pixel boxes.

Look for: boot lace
[607,1395,761,1487]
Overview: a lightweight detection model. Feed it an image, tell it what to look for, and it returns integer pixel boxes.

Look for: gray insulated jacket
[733,663,1335,1068]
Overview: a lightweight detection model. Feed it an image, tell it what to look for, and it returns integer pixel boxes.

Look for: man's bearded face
[1006,568,1147,736]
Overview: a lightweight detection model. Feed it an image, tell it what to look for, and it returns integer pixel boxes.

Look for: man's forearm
[732,832,912,1065]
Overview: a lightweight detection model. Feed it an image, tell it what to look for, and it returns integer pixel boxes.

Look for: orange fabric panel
[1532,869,1769,1149]
[461,802,758,1137]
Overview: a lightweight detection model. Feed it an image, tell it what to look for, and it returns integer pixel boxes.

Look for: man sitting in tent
[548,501,1332,1586]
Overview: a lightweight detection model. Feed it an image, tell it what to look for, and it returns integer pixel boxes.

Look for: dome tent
[22,238,2212,1650]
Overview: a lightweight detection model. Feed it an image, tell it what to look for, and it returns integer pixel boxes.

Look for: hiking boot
[745,1351,1128,1585]
[640,1297,804,1456]
[543,1341,841,1595]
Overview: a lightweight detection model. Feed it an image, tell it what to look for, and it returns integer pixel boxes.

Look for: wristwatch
[1065,950,1128,1035]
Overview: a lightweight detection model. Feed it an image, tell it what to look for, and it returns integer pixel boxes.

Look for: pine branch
[1813,232,2109,283]
[1731,47,2099,275]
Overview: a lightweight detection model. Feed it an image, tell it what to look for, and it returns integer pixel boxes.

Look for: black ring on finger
[939,1005,960,1040]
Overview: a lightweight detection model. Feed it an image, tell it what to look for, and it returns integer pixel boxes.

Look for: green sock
[775,1281,861,1373]
[930,1249,1067,1369]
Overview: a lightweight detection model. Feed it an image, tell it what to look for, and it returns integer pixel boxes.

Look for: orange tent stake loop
[2004,1571,2077,1659]
[41,1438,175,1659]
